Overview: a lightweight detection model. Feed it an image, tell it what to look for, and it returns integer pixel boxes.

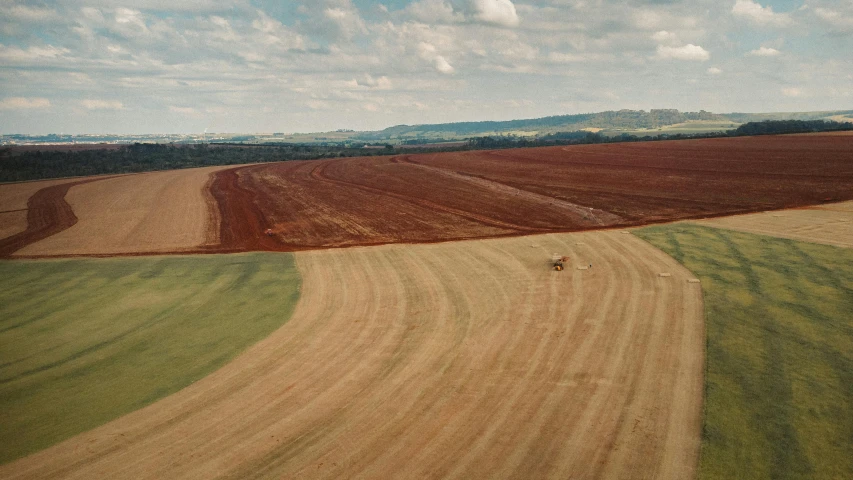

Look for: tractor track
[0,231,705,479]
[0,179,102,257]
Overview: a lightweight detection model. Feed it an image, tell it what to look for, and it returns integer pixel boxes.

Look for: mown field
[0,253,300,464]
[635,224,853,479]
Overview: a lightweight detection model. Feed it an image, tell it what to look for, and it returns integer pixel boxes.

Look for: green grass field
[635,224,853,479]
[0,253,301,464]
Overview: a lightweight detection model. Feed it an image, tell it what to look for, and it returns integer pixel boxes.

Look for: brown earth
[0,178,80,241]
[14,167,226,257]
[0,230,704,479]
[696,200,853,248]
[213,134,853,253]
[0,179,102,257]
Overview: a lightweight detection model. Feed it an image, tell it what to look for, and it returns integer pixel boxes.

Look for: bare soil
[210,134,853,253]
[0,231,704,479]
[14,167,226,256]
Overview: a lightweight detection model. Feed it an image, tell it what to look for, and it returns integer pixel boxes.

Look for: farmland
[213,133,853,253]
[14,167,226,256]
[0,132,852,478]
[1,133,851,257]
[0,253,300,463]
[697,201,853,248]
[0,231,704,479]
[636,224,853,479]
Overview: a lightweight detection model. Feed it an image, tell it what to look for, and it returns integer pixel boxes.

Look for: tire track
[0,231,703,479]
[0,179,101,257]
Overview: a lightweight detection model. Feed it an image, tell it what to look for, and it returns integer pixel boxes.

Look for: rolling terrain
[2,133,851,258]
[213,133,853,253]
[0,231,704,479]
[0,132,851,479]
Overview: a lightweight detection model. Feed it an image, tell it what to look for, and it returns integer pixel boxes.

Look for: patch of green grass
[635,224,853,480]
[0,253,301,464]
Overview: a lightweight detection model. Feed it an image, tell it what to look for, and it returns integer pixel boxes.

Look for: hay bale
[688,279,701,283]
[659,273,672,278]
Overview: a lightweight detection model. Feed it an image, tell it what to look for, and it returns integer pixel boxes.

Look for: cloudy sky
[1,0,851,134]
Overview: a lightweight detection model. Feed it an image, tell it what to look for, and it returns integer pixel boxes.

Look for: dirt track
[696,201,853,248]
[0,231,704,479]
[0,179,78,241]
[212,134,853,252]
[0,179,100,257]
[15,167,224,256]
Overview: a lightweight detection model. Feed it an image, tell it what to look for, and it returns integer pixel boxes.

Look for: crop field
[697,200,853,248]
[0,178,85,252]
[635,224,853,479]
[213,133,853,253]
[2,134,851,257]
[0,231,704,479]
[13,167,227,257]
[0,253,300,464]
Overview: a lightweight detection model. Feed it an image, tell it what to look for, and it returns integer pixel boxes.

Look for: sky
[0,0,851,134]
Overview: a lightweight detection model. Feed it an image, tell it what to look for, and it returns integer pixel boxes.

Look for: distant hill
[355,109,853,141]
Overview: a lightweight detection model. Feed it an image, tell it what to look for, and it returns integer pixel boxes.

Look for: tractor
[552,254,569,271]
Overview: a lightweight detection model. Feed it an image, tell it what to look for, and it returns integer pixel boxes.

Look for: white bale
[659,273,672,277]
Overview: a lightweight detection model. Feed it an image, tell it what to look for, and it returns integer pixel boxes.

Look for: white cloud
[813,7,853,32]
[0,97,51,109]
[782,87,802,97]
[169,105,200,115]
[2,4,59,22]
[434,55,455,74]
[748,46,781,56]
[405,0,462,24]
[323,5,368,39]
[356,75,392,89]
[0,45,70,63]
[651,30,679,45]
[471,0,519,28]
[418,42,455,74]
[656,44,710,61]
[732,0,792,26]
[707,67,723,74]
[81,99,124,110]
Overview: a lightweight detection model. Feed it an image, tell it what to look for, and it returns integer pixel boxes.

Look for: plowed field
[214,134,853,252]
[0,231,704,479]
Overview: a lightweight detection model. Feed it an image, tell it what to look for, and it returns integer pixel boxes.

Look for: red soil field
[213,134,853,252]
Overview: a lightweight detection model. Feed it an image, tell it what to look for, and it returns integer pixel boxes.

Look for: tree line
[2,120,850,183]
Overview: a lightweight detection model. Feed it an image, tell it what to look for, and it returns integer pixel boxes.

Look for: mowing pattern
[0,231,704,479]
[635,224,853,479]
[0,253,300,464]
[697,201,853,248]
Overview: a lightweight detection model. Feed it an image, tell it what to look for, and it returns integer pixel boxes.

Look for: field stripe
[0,231,703,479]
[0,179,101,257]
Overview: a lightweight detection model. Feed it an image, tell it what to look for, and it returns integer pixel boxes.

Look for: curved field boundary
[694,201,853,248]
[0,179,100,257]
[0,231,704,479]
[0,253,301,464]
[15,167,226,257]
[207,134,853,254]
